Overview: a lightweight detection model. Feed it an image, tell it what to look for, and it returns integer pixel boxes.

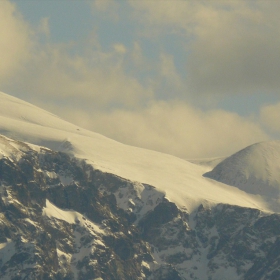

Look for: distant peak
[205,140,280,197]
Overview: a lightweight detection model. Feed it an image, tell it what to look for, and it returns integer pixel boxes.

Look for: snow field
[0,91,278,214]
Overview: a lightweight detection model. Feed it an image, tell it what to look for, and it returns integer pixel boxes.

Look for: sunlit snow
[0,91,277,213]
[43,199,104,234]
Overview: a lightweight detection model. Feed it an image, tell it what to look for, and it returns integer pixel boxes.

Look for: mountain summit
[205,141,280,198]
[1,92,280,279]
[0,91,270,213]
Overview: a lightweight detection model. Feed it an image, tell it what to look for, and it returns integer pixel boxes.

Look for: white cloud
[0,0,31,83]
[0,1,156,110]
[5,32,153,109]
[0,0,273,160]
[55,101,269,159]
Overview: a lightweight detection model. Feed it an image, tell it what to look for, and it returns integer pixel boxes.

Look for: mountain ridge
[1,92,280,279]
[0,140,279,279]
[0,91,272,213]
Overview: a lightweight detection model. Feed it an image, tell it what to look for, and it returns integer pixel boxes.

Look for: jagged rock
[1,139,280,279]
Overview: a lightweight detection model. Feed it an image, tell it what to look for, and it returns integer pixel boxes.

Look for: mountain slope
[0,92,270,213]
[205,141,280,201]
[0,136,280,279]
[2,92,280,279]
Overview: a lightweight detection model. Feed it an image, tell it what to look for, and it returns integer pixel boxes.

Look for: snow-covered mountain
[0,91,273,213]
[205,141,280,209]
[1,91,280,280]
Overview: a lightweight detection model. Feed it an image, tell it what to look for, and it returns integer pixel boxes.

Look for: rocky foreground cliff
[0,136,280,280]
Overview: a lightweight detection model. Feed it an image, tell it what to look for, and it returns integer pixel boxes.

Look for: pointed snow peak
[205,141,280,197]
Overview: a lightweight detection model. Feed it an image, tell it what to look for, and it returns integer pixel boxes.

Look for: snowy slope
[205,141,280,199]
[0,91,275,213]
[189,157,225,168]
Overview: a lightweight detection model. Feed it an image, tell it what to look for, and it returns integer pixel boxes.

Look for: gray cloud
[260,102,280,134]
[188,2,280,95]
[129,1,280,96]
[4,33,153,109]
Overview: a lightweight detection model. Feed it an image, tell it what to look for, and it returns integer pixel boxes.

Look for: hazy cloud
[159,53,183,91]
[5,32,153,109]
[188,2,280,95]
[260,103,280,133]
[55,101,269,159]
[129,1,280,96]
[38,17,50,37]
[113,43,127,54]
[93,0,115,11]
[91,0,119,21]
[0,0,276,160]
[0,0,31,83]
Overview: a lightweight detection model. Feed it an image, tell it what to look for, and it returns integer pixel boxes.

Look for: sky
[1,0,280,159]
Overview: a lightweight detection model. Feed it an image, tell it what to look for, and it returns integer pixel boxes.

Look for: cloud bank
[129,0,280,96]
[0,1,31,83]
[57,101,269,159]
[0,0,278,158]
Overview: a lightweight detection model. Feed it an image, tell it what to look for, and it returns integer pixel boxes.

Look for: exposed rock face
[1,138,280,280]
[0,143,154,280]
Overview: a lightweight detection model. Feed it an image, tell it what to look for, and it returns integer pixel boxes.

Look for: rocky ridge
[1,135,280,279]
